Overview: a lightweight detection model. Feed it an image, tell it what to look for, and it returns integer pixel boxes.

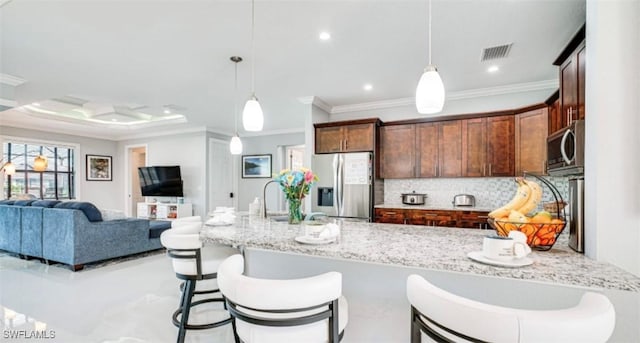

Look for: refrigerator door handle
[337,154,345,216]
[332,155,340,216]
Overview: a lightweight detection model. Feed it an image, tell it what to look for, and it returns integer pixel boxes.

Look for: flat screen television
[138,166,184,197]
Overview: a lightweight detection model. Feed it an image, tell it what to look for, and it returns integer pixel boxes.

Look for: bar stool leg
[177,280,196,343]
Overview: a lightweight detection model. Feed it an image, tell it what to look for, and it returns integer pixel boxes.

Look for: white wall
[118,131,208,217]
[237,132,305,212]
[0,125,122,209]
[585,0,640,276]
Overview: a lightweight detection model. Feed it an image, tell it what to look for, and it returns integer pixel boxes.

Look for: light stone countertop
[201,218,640,292]
[375,203,495,212]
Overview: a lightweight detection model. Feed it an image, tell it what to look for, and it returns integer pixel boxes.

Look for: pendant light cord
[251,0,256,93]
[234,60,239,134]
[428,0,432,65]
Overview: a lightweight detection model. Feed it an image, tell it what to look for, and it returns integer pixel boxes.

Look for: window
[2,142,75,200]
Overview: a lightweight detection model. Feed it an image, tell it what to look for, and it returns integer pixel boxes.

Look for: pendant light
[242,0,264,131]
[0,160,15,176]
[416,0,445,114]
[33,155,48,172]
[230,56,244,155]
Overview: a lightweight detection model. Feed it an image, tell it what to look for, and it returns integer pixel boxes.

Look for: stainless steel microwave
[547,120,585,176]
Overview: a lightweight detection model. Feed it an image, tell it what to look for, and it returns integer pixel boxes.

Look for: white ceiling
[0,0,586,140]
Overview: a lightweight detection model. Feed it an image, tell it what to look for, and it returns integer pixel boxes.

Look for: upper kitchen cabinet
[381,120,462,178]
[546,90,561,135]
[515,107,548,175]
[380,124,416,178]
[314,118,380,154]
[437,120,463,177]
[553,24,585,134]
[462,115,514,177]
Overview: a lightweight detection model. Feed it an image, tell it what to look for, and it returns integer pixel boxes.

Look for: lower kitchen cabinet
[374,208,490,229]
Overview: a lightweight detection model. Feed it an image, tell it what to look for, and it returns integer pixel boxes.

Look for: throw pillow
[100,209,127,221]
[13,200,37,206]
[31,200,62,208]
[54,201,103,222]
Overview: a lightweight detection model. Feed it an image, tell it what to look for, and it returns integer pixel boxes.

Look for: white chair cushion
[235,295,348,343]
[407,274,615,343]
[218,254,348,343]
[170,221,202,233]
[161,229,237,276]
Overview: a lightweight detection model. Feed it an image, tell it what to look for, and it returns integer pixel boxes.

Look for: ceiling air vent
[481,43,513,61]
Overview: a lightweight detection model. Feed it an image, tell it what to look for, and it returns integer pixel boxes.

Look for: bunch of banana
[488,177,542,219]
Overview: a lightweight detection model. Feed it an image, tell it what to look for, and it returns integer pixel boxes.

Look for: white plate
[294,235,336,245]
[205,221,234,227]
[467,251,533,268]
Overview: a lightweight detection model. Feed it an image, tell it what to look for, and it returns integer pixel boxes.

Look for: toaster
[452,194,475,207]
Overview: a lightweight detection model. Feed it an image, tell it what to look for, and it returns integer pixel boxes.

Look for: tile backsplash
[385,176,569,211]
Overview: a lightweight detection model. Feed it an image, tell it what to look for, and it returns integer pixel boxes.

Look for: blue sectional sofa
[0,200,171,271]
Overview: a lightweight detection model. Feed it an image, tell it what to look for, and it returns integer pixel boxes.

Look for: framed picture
[86,155,112,181]
[242,154,272,178]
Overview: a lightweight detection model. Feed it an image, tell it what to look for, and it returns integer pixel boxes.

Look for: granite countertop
[375,203,495,212]
[201,218,640,292]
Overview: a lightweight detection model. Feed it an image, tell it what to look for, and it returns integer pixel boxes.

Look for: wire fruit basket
[487,173,567,251]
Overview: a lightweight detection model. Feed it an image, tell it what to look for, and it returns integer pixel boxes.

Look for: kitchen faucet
[262,180,277,218]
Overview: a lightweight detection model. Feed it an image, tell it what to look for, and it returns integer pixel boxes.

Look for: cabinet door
[461,118,486,177]
[560,56,577,128]
[315,126,343,154]
[432,211,457,227]
[577,44,586,120]
[380,125,416,178]
[548,98,561,135]
[405,209,429,225]
[343,124,374,152]
[438,121,463,177]
[374,208,405,224]
[485,115,515,177]
[457,211,490,229]
[515,109,548,175]
[416,123,439,178]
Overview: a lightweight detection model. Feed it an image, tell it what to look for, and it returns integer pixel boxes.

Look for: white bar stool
[217,254,349,343]
[160,222,238,343]
[406,274,615,343]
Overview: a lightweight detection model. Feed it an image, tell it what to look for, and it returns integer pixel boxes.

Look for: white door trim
[123,143,148,217]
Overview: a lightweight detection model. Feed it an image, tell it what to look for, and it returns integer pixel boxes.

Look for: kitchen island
[201,218,640,342]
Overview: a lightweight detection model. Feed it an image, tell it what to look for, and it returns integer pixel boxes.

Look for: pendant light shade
[416,0,445,115]
[416,65,445,114]
[33,155,48,172]
[243,0,264,132]
[1,161,15,176]
[242,94,264,132]
[230,56,244,155]
[229,134,243,155]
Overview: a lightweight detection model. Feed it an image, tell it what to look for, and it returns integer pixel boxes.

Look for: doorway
[125,145,147,217]
[209,138,233,212]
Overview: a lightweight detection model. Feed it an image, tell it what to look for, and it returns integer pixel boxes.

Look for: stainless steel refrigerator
[568,176,585,252]
[311,152,373,221]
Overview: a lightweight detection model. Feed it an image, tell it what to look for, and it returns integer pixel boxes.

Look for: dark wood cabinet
[553,25,585,134]
[546,91,562,135]
[315,119,379,154]
[486,115,515,176]
[374,208,406,224]
[438,120,463,177]
[380,124,416,178]
[416,123,439,178]
[515,108,548,175]
[374,207,489,229]
[462,115,514,177]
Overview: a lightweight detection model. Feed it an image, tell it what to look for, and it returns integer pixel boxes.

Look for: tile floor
[0,251,405,343]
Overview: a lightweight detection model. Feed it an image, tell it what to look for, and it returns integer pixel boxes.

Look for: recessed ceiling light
[163,109,171,114]
[32,102,41,106]
[319,32,331,41]
[111,118,118,122]
[363,84,373,91]
[487,65,499,73]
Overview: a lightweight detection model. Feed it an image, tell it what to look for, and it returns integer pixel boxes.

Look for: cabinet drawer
[374,209,405,224]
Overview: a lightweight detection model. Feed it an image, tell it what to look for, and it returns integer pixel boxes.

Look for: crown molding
[240,127,305,138]
[298,96,332,113]
[330,79,558,114]
[116,126,208,141]
[0,73,26,87]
